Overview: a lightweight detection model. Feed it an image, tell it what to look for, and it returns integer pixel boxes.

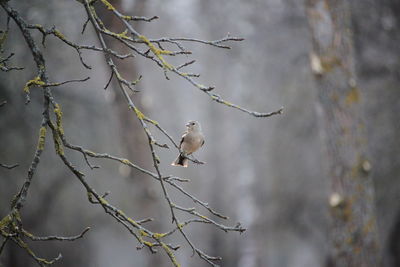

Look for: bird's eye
[191,122,195,125]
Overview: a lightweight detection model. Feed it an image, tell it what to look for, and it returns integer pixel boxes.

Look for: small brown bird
[172,121,204,167]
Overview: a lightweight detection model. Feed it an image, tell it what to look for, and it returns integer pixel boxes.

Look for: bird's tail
[171,153,188,167]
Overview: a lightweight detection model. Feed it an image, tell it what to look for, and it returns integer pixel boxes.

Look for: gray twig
[23,227,90,241]
[0,163,19,169]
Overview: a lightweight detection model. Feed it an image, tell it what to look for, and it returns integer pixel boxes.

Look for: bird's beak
[185,123,190,127]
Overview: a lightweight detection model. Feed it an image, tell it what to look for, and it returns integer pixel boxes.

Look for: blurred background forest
[1,0,399,266]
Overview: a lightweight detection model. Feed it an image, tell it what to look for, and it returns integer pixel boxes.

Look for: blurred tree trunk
[349,1,400,266]
[100,1,164,266]
[306,1,380,266]
[389,211,400,267]
[100,0,158,206]
[100,0,150,168]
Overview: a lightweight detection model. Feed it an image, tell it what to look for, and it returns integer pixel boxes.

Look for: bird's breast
[181,133,203,154]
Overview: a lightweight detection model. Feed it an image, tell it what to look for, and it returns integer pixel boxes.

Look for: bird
[171,120,204,167]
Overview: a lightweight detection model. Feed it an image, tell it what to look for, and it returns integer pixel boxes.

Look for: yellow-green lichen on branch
[146,118,159,126]
[131,75,142,86]
[52,132,64,155]
[138,35,173,55]
[143,240,154,247]
[199,215,208,220]
[154,154,161,164]
[107,29,131,40]
[152,232,167,239]
[0,214,12,230]
[121,15,133,21]
[85,150,96,157]
[116,209,126,216]
[0,211,22,233]
[133,106,145,120]
[37,126,47,150]
[48,116,64,156]
[210,94,220,101]
[54,104,64,136]
[118,29,129,39]
[140,230,149,237]
[23,76,45,93]
[177,223,184,230]
[161,242,181,267]
[222,100,234,107]
[22,229,34,238]
[54,29,66,41]
[99,197,109,205]
[121,159,132,165]
[100,0,115,11]
[138,35,174,70]
[17,238,56,265]
[126,216,140,227]
[158,50,173,55]
[87,191,94,201]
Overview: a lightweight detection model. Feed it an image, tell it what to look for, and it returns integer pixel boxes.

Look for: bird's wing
[179,132,187,149]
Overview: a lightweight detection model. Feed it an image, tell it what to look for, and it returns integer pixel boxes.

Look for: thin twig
[23,227,90,241]
[0,163,19,169]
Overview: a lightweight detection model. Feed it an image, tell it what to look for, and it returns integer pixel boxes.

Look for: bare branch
[0,236,9,256]
[42,77,90,87]
[22,227,91,241]
[176,59,195,70]
[1,0,280,266]
[124,15,159,22]
[0,53,24,71]
[150,34,245,49]
[11,236,62,267]
[0,163,19,169]
[1,1,52,212]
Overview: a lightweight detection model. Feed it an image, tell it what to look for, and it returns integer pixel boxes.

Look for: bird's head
[186,120,201,132]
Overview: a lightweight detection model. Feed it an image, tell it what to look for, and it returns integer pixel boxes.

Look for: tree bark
[349,1,400,266]
[306,1,380,266]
